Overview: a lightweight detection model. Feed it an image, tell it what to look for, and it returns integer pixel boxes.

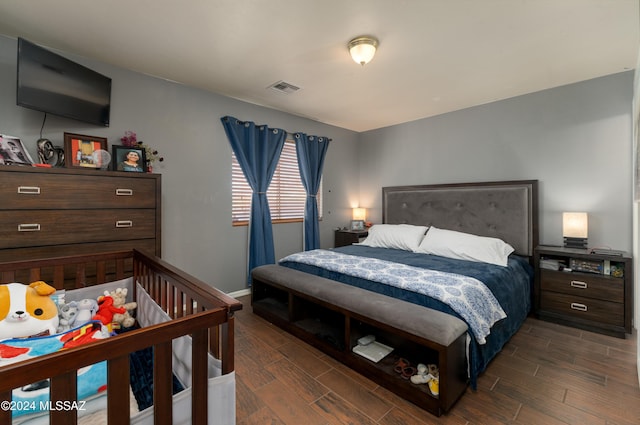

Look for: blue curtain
[221,116,286,284]
[295,133,330,250]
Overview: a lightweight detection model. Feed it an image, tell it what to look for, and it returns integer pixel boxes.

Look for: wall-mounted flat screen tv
[17,38,111,127]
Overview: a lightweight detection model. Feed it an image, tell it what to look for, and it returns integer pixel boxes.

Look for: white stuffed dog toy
[0,281,59,340]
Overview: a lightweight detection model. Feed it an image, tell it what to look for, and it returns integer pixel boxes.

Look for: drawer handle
[116,188,133,196]
[17,186,41,195]
[18,223,41,232]
[115,220,133,228]
[570,302,588,312]
[570,280,588,289]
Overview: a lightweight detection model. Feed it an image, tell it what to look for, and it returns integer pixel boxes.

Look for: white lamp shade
[352,207,366,221]
[563,212,588,238]
[348,37,378,65]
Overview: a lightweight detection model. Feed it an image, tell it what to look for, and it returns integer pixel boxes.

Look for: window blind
[232,139,322,225]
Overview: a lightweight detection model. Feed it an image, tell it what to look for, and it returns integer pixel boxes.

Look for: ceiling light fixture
[348,36,378,66]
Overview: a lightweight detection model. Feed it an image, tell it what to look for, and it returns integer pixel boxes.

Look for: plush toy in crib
[92,295,126,325]
[75,298,99,325]
[106,288,137,328]
[56,301,79,332]
[0,281,59,340]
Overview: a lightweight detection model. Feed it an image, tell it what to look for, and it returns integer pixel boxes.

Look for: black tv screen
[16,38,111,127]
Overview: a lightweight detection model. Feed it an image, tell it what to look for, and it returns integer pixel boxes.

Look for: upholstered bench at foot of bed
[251,264,469,416]
[252,264,467,346]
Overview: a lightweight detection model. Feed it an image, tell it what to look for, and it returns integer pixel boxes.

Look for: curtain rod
[221,116,331,141]
[285,131,332,142]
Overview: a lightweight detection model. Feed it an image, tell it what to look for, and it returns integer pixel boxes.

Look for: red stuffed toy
[92,295,125,325]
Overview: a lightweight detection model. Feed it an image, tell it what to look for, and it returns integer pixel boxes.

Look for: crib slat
[1,271,15,282]
[186,296,194,315]
[96,260,106,284]
[74,263,86,288]
[146,273,152,298]
[53,264,65,289]
[50,370,77,425]
[116,258,125,280]
[209,326,220,358]
[107,355,130,425]
[153,341,173,425]
[170,287,176,317]
[0,390,10,424]
[153,274,161,304]
[192,328,208,425]
[29,267,40,283]
[159,279,166,312]
[178,291,185,317]
[220,317,236,375]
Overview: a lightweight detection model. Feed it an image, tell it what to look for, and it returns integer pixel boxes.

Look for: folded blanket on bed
[0,321,110,420]
[280,249,506,344]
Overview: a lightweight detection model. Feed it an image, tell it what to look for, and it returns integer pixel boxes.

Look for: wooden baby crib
[0,249,242,425]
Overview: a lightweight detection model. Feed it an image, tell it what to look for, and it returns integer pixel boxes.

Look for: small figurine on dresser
[37,138,65,167]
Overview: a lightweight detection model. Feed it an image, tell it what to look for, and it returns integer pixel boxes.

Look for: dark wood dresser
[0,166,161,262]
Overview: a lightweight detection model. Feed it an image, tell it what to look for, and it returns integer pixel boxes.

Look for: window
[232,139,322,225]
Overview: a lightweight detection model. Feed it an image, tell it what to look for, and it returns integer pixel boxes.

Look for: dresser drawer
[539,270,623,303]
[0,239,158,263]
[1,172,157,209]
[0,209,156,248]
[540,292,623,326]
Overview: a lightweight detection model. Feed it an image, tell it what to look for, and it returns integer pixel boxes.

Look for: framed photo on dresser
[0,134,34,165]
[64,132,108,169]
[112,145,147,173]
[350,220,365,231]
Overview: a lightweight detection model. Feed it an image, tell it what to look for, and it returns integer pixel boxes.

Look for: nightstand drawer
[540,270,623,303]
[540,292,623,326]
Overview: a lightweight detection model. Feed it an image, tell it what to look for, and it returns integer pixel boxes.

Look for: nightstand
[534,245,633,338]
[334,229,368,247]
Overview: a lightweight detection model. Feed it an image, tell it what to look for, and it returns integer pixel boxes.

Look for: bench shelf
[251,266,469,417]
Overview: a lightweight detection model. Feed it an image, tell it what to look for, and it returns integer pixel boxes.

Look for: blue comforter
[279,245,533,388]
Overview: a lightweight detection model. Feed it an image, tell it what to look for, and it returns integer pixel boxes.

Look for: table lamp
[352,207,367,221]
[563,212,588,249]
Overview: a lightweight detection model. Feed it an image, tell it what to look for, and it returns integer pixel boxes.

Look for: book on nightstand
[589,248,625,256]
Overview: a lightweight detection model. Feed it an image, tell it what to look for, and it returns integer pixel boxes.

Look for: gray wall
[0,35,359,293]
[358,72,634,253]
[0,34,634,294]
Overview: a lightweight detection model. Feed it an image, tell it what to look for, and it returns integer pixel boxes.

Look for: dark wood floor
[234,295,640,424]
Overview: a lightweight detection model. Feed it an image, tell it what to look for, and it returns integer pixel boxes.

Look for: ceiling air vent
[268,80,300,94]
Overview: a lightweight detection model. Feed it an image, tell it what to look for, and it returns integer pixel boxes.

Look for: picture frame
[0,134,35,166]
[112,145,147,173]
[64,133,108,169]
[350,220,365,231]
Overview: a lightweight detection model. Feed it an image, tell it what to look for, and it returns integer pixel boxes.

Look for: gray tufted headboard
[382,180,538,257]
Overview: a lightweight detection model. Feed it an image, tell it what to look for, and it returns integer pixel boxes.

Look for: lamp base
[564,237,588,249]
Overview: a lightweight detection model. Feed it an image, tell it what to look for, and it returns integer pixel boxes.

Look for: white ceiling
[0,0,638,132]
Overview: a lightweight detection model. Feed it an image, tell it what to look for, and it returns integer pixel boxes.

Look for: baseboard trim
[228,288,251,299]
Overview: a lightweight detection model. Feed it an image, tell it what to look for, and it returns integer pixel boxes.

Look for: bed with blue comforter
[279,244,534,388]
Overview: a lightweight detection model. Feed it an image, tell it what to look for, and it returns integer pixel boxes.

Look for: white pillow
[415,226,514,267]
[358,224,428,251]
